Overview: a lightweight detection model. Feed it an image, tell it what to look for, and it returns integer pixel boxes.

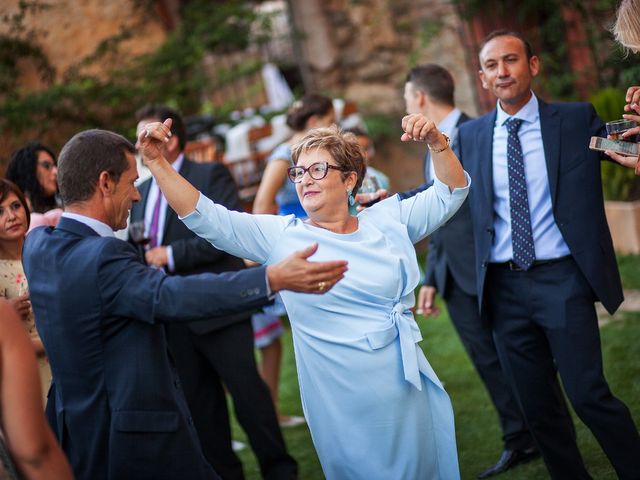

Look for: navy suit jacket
[458,98,623,314]
[131,159,254,335]
[23,217,271,480]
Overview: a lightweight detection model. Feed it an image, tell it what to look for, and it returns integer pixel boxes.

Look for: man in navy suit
[399,64,536,479]
[22,128,347,480]
[458,30,640,479]
[132,105,296,480]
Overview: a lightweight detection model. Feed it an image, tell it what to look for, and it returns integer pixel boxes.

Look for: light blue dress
[183,174,469,479]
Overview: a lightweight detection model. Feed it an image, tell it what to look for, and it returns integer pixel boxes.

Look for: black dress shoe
[477,447,540,479]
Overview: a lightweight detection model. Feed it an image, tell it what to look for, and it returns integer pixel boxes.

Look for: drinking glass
[606,119,636,140]
[358,175,381,207]
[129,220,150,246]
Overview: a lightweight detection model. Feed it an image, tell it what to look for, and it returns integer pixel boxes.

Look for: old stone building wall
[290,0,480,117]
[0,0,172,90]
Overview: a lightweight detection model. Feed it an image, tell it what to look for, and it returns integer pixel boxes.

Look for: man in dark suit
[458,30,640,479]
[22,128,347,480]
[131,104,297,480]
[399,64,536,479]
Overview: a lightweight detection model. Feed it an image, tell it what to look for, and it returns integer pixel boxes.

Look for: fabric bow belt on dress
[365,303,426,390]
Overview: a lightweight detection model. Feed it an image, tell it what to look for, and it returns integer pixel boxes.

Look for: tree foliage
[0,0,264,157]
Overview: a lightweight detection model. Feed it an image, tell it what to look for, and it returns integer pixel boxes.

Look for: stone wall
[290,0,480,117]
[0,0,171,90]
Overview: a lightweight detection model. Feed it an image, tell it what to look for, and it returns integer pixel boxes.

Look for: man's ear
[97,171,115,197]
[166,134,180,154]
[529,55,540,77]
[415,90,431,110]
[479,70,489,90]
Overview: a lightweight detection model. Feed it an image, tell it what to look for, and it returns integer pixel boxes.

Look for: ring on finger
[317,281,326,292]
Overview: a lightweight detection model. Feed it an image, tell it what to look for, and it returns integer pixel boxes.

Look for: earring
[347,190,355,206]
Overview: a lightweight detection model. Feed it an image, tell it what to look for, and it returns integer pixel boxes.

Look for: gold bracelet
[427,133,450,153]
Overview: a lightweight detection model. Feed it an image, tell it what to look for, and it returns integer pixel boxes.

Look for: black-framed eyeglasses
[38,161,56,171]
[287,162,348,183]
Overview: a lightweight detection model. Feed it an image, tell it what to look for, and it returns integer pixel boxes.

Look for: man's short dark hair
[479,29,534,60]
[405,64,455,106]
[135,104,187,151]
[57,129,134,205]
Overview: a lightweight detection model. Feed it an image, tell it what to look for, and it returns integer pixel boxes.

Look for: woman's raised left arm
[401,113,467,191]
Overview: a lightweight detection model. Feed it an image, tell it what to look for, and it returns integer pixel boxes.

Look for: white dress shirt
[144,153,185,271]
[490,93,570,262]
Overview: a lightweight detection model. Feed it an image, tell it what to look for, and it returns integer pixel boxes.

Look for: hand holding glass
[606,119,636,140]
[358,176,381,208]
[129,220,151,246]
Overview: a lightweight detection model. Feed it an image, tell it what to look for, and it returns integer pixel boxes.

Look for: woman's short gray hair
[291,125,367,193]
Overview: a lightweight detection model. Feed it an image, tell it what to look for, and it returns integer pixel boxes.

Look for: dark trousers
[486,257,640,480]
[166,321,297,480]
[443,277,533,451]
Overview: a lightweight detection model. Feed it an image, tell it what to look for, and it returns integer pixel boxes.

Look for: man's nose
[497,61,508,77]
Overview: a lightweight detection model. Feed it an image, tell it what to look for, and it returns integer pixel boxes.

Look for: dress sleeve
[181,192,292,264]
[395,171,470,243]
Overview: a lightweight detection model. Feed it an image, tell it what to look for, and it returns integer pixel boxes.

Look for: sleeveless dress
[0,259,52,404]
[183,174,469,479]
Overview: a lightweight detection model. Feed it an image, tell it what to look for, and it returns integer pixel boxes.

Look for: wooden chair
[223,123,274,211]
[341,100,358,118]
[183,139,219,163]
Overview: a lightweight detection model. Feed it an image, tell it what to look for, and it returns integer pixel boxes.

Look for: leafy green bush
[590,88,638,201]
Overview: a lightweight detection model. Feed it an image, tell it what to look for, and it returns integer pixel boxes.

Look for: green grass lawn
[617,253,640,289]
[230,309,640,479]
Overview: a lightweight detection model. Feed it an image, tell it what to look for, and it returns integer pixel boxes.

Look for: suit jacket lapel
[477,111,496,214]
[538,98,561,206]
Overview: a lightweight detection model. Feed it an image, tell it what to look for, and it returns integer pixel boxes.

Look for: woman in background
[0,299,73,480]
[251,94,335,427]
[5,142,62,230]
[0,179,52,402]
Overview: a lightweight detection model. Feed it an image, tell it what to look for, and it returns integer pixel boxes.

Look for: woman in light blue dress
[139,116,469,479]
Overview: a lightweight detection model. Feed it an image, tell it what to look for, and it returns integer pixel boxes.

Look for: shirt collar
[495,91,539,127]
[61,212,116,237]
[437,108,462,137]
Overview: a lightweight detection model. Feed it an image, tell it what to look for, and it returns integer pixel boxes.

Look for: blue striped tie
[506,118,536,270]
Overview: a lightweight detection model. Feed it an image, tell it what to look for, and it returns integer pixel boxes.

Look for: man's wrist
[265,265,279,295]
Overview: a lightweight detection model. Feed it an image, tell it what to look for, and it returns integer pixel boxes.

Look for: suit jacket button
[481,261,488,268]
